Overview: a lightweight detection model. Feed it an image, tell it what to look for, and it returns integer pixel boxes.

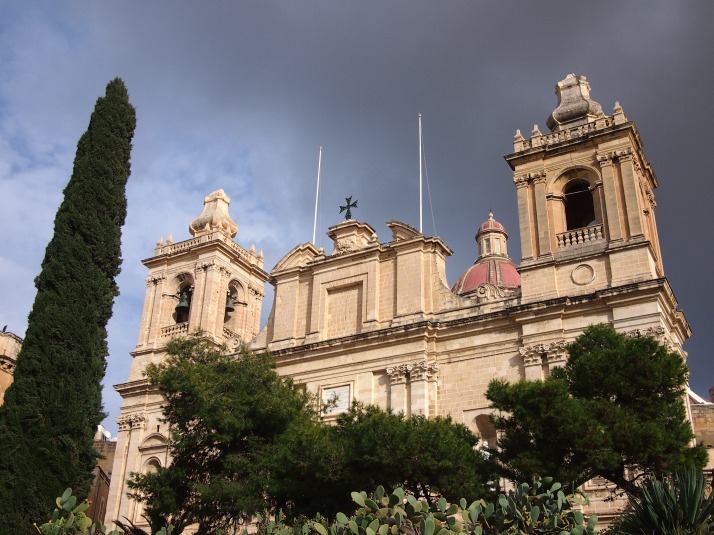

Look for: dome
[451,211,521,298]
[451,257,521,297]
[477,212,507,238]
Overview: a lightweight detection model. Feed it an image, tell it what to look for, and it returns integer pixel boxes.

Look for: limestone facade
[0,330,22,404]
[106,75,693,527]
[106,190,270,526]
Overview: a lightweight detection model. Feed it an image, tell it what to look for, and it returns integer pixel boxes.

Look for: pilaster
[532,173,551,257]
[596,154,623,241]
[617,149,645,238]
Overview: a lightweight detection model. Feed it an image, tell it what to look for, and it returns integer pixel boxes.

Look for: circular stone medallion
[571,263,595,286]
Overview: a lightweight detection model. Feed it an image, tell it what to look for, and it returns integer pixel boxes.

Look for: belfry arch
[548,168,606,247]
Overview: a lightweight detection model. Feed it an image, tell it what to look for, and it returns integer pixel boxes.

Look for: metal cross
[339,196,358,220]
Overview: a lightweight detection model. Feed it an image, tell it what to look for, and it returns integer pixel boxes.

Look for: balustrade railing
[161,322,189,338]
[556,224,604,247]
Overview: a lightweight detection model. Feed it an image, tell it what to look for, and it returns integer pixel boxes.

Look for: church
[105,74,691,526]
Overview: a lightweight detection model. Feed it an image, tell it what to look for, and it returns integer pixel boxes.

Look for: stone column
[532,173,551,257]
[409,361,439,417]
[387,365,409,415]
[544,341,567,374]
[106,413,146,528]
[519,341,567,380]
[617,149,644,238]
[514,176,534,261]
[597,154,623,241]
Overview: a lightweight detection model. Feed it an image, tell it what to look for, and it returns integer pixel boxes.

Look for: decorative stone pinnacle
[546,74,604,132]
[189,189,238,238]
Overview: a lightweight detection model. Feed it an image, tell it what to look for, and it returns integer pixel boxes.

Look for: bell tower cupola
[127,189,270,382]
[505,74,663,303]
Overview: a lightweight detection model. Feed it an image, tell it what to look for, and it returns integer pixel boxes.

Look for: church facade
[106,74,691,526]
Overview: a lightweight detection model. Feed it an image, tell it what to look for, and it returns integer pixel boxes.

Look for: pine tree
[0,78,136,533]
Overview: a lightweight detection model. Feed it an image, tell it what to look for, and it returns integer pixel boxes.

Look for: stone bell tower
[506,74,664,303]
[105,189,269,528]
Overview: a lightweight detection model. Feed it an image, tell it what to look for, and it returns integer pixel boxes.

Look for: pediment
[272,242,322,273]
[386,220,422,241]
[139,433,168,451]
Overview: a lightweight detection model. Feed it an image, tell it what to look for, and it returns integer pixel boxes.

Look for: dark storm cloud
[1,1,712,432]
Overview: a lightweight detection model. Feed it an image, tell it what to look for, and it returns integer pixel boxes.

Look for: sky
[1,2,712,435]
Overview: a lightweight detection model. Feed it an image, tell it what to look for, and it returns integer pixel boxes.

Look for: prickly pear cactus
[309,478,596,535]
[36,487,122,535]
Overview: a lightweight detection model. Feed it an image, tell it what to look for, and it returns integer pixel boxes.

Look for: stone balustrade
[556,224,604,248]
[160,322,189,338]
[514,117,614,152]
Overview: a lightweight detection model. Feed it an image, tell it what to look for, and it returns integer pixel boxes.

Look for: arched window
[143,457,161,474]
[563,179,595,230]
[474,414,498,450]
[175,284,192,324]
[223,281,247,336]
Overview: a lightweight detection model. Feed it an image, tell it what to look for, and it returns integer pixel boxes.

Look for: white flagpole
[312,146,323,245]
[419,114,423,233]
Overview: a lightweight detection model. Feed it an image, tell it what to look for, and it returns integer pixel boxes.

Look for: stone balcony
[160,322,189,338]
[556,224,604,248]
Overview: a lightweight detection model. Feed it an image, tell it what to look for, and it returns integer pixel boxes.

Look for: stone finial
[546,74,604,132]
[531,124,542,137]
[189,189,238,238]
[613,101,627,125]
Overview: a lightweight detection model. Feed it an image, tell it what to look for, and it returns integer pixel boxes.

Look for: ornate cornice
[624,326,671,349]
[386,363,411,385]
[116,413,147,432]
[196,260,217,273]
[146,273,166,286]
[387,361,438,384]
[519,340,567,365]
[513,171,546,187]
[248,284,265,298]
[410,360,439,381]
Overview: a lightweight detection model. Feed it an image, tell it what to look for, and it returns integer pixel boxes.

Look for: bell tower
[506,74,664,303]
[106,189,269,528]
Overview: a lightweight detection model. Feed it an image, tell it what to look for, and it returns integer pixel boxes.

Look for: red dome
[476,213,507,238]
[451,257,521,297]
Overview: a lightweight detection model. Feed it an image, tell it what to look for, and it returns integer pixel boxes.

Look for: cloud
[1,1,713,433]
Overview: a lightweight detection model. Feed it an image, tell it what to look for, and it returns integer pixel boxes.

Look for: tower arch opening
[223,280,247,338]
[563,179,596,230]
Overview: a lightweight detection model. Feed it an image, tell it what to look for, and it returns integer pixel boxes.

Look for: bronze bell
[176,291,190,312]
[225,294,235,313]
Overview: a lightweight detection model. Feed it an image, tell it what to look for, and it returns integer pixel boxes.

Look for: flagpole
[419,114,423,233]
[312,146,323,245]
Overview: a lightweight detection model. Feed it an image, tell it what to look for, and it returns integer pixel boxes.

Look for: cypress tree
[0,78,136,533]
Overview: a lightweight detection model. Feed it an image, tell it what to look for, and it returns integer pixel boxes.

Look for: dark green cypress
[0,78,136,533]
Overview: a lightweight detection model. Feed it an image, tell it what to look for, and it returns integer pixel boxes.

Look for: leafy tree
[0,79,136,534]
[486,324,706,495]
[267,402,495,519]
[129,333,315,535]
[131,335,496,529]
